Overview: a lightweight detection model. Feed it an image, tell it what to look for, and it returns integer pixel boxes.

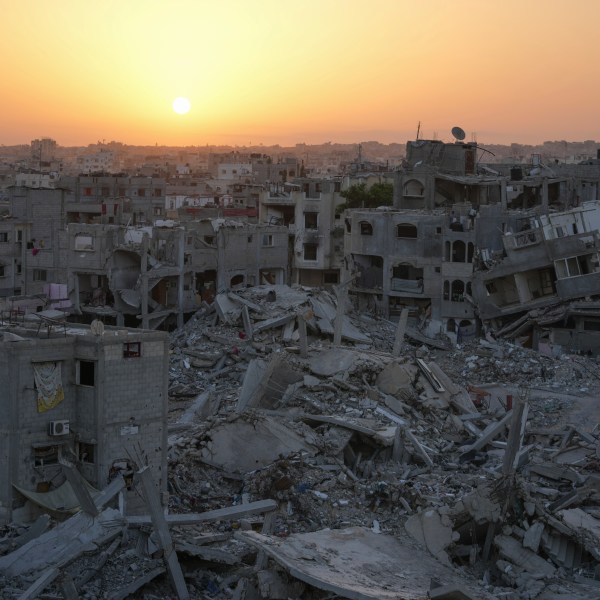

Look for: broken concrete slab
[495,534,556,577]
[0,507,125,577]
[405,509,456,565]
[316,315,372,344]
[429,584,478,600]
[237,356,303,411]
[300,414,397,446]
[309,348,356,376]
[109,566,167,600]
[175,541,241,565]
[253,313,296,334]
[462,485,502,524]
[375,362,415,397]
[228,292,264,314]
[215,293,243,324]
[17,567,60,600]
[557,507,600,547]
[199,416,315,473]
[236,527,494,599]
[523,521,544,552]
[257,569,305,599]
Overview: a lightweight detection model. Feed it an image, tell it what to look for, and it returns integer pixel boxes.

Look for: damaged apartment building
[0,321,168,524]
[259,179,345,287]
[0,176,288,329]
[67,219,288,329]
[343,133,600,353]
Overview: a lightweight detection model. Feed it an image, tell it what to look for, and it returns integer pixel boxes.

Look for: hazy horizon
[3,133,599,151]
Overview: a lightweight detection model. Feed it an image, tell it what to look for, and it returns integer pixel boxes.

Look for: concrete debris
[3,283,600,598]
[236,527,494,599]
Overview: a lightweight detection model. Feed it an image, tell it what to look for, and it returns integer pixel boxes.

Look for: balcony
[391,278,423,293]
[506,229,543,249]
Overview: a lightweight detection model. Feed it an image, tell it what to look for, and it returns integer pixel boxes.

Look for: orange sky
[1,0,599,147]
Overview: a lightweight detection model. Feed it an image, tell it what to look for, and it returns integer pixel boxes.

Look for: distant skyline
[2,1,600,148]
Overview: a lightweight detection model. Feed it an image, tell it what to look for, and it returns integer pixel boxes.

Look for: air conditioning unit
[49,420,70,436]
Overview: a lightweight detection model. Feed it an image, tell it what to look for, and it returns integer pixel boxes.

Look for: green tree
[336,182,393,214]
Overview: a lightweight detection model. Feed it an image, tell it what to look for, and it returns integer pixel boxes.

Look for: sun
[172,97,191,115]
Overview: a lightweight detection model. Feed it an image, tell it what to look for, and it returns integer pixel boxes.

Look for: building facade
[0,323,169,523]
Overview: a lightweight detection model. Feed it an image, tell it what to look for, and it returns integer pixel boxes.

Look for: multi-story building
[342,137,585,344]
[472,201,600,353]
[0,322,168,523]
[260,181,345,286]
[76,149,120,175]
[0,186,69,298]
[66,219,288,330]
[64,175,167,225]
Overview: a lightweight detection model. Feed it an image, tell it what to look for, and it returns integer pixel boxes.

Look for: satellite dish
[90,319,105,336]
[451,126,466,141]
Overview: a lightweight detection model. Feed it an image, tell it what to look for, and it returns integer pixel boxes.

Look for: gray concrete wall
[0,327,168,522]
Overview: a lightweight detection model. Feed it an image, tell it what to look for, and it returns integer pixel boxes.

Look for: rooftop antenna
[416,121,421,140]
[451,126,466,142]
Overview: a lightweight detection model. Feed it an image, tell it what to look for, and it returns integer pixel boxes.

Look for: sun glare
[172,97,191,115]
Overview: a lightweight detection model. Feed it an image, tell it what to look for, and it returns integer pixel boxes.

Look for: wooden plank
[416,359,445,393]
[127,499,278,527]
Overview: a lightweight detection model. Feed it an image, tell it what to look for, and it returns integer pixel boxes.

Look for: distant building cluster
[0,135,600,356]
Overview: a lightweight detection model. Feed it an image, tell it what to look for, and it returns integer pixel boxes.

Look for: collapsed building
[473,201,600,354]
[1,284,599,599]
[344,135,600,354]
[67,219,288,329]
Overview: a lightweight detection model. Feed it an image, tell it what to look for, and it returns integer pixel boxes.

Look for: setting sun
[172,97,191,115]
[2,1,600,146]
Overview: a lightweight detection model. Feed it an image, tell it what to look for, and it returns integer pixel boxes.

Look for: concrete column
[298,314,308,358]
[333,278,348,346]
[392,308,409,356]
[542,178,549,210]
[72,272,80,313]
[141,233,149,329]
[177,228,184,329]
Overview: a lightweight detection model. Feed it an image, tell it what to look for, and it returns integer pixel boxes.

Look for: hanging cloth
[33,361,64,412]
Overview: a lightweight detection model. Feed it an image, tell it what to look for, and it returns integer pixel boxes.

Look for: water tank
[510,167,523,181]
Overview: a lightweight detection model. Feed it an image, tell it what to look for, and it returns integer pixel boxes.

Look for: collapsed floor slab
[236,526,494,600]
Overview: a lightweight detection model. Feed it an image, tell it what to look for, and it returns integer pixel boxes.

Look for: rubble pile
[1,284,600,599]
